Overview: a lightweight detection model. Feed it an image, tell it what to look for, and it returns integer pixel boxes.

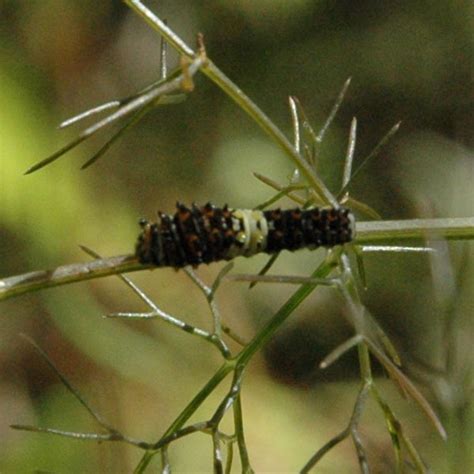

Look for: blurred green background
[0,1,472,472]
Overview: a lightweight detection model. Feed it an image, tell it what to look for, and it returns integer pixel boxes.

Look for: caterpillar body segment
[136,203,355,268]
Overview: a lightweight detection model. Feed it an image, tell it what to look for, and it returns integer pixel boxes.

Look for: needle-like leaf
[338,121,401,196]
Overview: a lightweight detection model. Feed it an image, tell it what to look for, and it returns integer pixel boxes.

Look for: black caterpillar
[136,203,355,268]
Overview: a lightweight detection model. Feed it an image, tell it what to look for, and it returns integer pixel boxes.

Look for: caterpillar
[136,202,355,268]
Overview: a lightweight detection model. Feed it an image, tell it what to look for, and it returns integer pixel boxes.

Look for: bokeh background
[0,1,472,472]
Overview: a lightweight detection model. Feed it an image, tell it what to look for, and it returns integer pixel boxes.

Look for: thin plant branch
[183,265,236,356]
[300,383,370,473]
[108,302,230,357]
[150,367,246,472]
[209,366,245,426]
[80,246,230,357]
[19,334,111,429]
[253,172,308,206]
[0,254,140,301]
[247,252,280,290]
[338,122,401,197]
[159,23,168,80]
[354,217,474,243]
[351,427,370,474]
[233,391,254,474]
[353,245,368,290]
[373,387,429,473]
[12,335,152,450]
[25,54,204,173]
[152,421,211,451]
[10,425,150,449]
[213,430,224,474]
[254,183,309,210]
[365,337,447,440]
[227,274,340,286]
[337,253,401,366]
[59,101,121,129]
[124,0,195,56]
[224,439,235,474]
[289,96,301,154]
[160,447,171,474]
[291,78,351,170]
[290,97,319,168]
[148,367,245,453]
[59,68,185,129]
[319,334,364,369]
[360,245,436,253]
[341,193,382,220]
[341,116,357,191]
[222,325,249,347]
[317,77,352,143]
[79,100,155,170]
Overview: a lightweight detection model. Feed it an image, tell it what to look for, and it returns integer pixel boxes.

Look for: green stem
[233,393,254,474]
[0,255,140,301]
[355,217,474,243]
